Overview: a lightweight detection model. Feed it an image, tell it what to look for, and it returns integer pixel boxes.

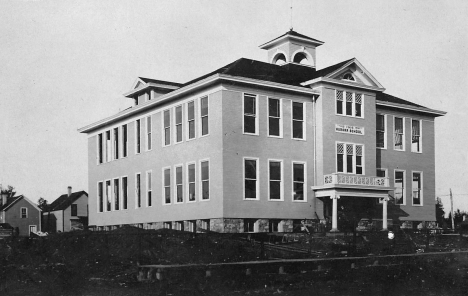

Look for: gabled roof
[138,77,183,87]
[259,29,324,49]
[0,195,42,212]
[48,191,88,212]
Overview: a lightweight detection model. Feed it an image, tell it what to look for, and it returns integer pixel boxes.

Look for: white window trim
[105,179,112,212]
[199,158,210,202]
[292,161,307,202]
[97,181,104,213]
[135,173,141,209]
[242,93,259,136]
[335,90,365,119]
[112,177,120,211]
[268,159,284,201]
[113,126,120,160]
[135,119,141,154]
[393,116,406,151]
[97,133,103,165]
[20,207,28,218]
[146,170,153,207]
[291,101,306,141]
[268,97,283,138]
[376,114,387,149]
[411,171,423,206]
[411,119,422,153]
[162,166,171,205]
[146,115,152,151]
[394,169,406,206]
[121,175,128,210]
[243,157,260,200]
[162,109,171,147]
[174,164,184,204]
[186,100,196,141]
[105,130,112,162]
[200,96,210,138]
[186,161,196,203]
[336,141,365,175]
[121,124,128,158]
[174,105,183,144]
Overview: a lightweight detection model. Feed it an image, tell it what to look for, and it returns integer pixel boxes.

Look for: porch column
[330,193,340,232]
[382,195,389,231]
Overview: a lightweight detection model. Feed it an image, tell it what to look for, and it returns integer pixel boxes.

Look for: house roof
[259,29,324,48]
[0,195,23,211]
[48,191,88,212]
[376,93,424,108]
[138,77,183,87]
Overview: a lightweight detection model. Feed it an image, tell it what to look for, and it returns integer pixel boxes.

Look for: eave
[259,34,324,50]
[124,83,181,98]
[376,101,446,117]
[303,77,386,92]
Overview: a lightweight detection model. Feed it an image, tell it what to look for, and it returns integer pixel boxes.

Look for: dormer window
[293,53,310,65]
[343,73,355,81]
[273,53,287,65]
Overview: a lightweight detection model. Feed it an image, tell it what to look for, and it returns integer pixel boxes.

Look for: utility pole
[450,189,455,230]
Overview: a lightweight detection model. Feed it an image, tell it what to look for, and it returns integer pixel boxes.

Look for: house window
[187,101,195,139]
[244,219,258,232]
[147,171,152,207]
[355,93,362,117]
[269,220,283,232]
[114,178,120,210]
[122,177,128,210]
[269,160,283,200]
[346,92,353,116]
[176,166,183,203]
[175,221,184,231]
[98,182,103,213]
[412,172,422,206]
[292,102,304,139]
[201,96,209,136]
[146,116,152,150]
[394,170,405,205]
[244,158,258,199]
[268,98,281,137]
[411,119,421,152]
[164,110,171,146]
[188,163,196,202]
[135,119,141,154]
[243,94,257,134]
[376,114,386,148]
[175,106,183,142]
[394,117,404,150]
[293,162,305,201]
[105,131,111,162]
[98,133,103,164]
[200,219,210,231]
[105,180,111,211]
[136,173,141,208]
[201,161,209,200]
[122,124,128,157]
[163,222,172,229]
[20,207,27,218]
[337,142,364,175]
[113,127,119,159]
[71,204,77,217]
[336,90,343,114]
[164,168,171,204]
[336,90,363,118]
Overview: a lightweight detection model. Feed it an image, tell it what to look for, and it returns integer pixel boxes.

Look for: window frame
[97,181,104,213]
[291,101,306,140]
[113,127,119,160]
[121,175,128,210]
[186,161,196,203]
[394,169,406,205]
[71,204,78,217]
[163,109,171,147]
[242,93,259,136]
[376,114,387,149]
[146,170,153,207]
[411,119,422,153]
[162,167,171,205]
[412,171,423,206]
[200,96,209,137]
[97,133,103,164]
[187,100,196,141]
[393,116,405,151]
[175,105,183,143]
[268,159,284,201]
[105,130,112,162]
[336,142,365,175]
[135,119,141,154]
[122,124,128,158]
[113,177,120,211]
[146,115,152,151]
[335,90,364,119]
[105,179,112,212]
[174,164,184,204]
[243,157,260,200]
[199,159,210,201]
[20,207,28,218]
[268,97,283,138]
[135,173,141,209]
[292,161,307,202]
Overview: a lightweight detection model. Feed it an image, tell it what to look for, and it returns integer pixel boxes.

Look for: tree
[37,197,49,211]
[0,185,16,199]
[435,197,445,226]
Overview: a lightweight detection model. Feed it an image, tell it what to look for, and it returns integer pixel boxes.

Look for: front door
[29,225,37,236]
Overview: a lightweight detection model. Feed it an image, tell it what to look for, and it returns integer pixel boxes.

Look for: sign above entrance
[335,124,364,135]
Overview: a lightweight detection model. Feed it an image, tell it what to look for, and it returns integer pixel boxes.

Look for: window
[135,119,141,154]
[336,90,363,118]
[188,163,196,202]
[269,220,283,232]
[412,172,422,206]
[147,171,152,207]
[292,102,304,139]
[376,114,386,148]
[20,207,27,218]
[175,221,184,231]
[122,124,128,157]
[343,73,355,81]
[164,110,171,146]
[268,98,281,137]
[244,219,258,232]
[244,158,258,199]
[106,180,111,211]
[243,94,257,134]
[146,116,152,150]
[394,170,405,205]
[71,204,78,216]
[98,133,103,164]
[293,163,305,201]
[411,119,421,152]
[136,173,141,208]
[188,221,196,233]
[200,219,210,231]
[113,127,119,159]
[201,160,209,200]
[98,182,103,213]
[164,168,171,204]
[201,96,209,136]
[163,222,172,229]
[394,117,404,150]
[122,177,128,210]
[337,142,364,175]
[269,160,283,200]
[114,178,120,210]
[105,131,111,162]
[175,166,183,203]
[175,106,183,142]
[187,101,195,139]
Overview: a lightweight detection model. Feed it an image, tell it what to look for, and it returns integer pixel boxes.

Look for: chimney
[68,186,72,196]
[1,193,7,206]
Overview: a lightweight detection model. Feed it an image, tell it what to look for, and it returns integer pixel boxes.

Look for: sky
[0,0,467,214]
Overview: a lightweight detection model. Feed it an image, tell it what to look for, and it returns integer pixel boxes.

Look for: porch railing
[323,173,389,187]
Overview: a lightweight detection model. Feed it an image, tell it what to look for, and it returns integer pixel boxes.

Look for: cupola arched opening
[273,53,287,65]
[293,52,310,65]
[343,73,355,81]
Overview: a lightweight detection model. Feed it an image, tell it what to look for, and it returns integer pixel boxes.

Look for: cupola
[259,29,324,68]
